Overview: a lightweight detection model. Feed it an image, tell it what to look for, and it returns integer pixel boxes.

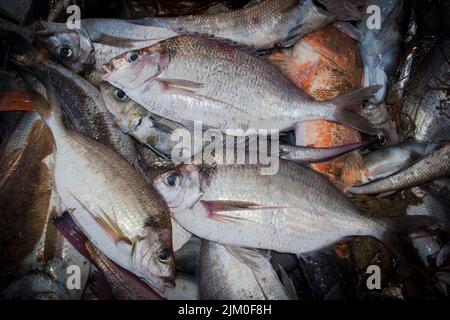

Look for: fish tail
[331,85,383,135]
[20,71,67,135]
[377,215,437,264]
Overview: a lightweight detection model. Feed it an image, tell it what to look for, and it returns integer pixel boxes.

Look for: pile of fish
[0,0,449,300]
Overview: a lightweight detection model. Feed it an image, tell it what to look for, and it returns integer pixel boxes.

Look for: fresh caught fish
[341,141,440,186]
[279,140,375,164]
[267,25,366,184]
[357,0,411,143]
[55,211,198,300]
[129,0,365,49]
[358,0,411,104]
[401,35,450,142]
[407,188,450,232]
[153,160,434,262]
[12,51,139,166]
[24,77,175,293]
[0,112,53,280]
[54,211,163,300]
[199,241,291,299]
[349,143,450,194]
[37,20,178,84]
[0,112,90,299]
[103,36,381,135]
[100,83,183,158]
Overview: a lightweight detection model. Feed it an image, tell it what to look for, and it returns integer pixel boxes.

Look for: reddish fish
[268,25,365,187]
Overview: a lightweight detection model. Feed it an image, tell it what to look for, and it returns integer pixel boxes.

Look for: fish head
[132,231,176,293]
[102,44,169,90]
[152,164,204,215]
[36,22,95,74]
[100,82,134,119]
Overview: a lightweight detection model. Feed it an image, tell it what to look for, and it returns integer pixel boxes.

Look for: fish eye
[114,89,127,101]
[165,172,179,187]
[57,45,73,59]
[158,249,171,262]
[126,52,139,63]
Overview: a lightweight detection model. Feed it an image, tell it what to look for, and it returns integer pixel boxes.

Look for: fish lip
[164,279,176,289]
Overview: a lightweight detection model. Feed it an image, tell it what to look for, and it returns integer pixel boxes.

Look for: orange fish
[268,25,366,188]
[0,90,34,112]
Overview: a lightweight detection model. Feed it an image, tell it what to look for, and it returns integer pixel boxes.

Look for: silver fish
[199,241,291,300]
[358,0,411,104]
[279,140,376,164]
[36,20,178,83]
[342,141,440,184]
[100,83,183,158]
[24,76,175,293]
[12,51,140,166]
[129,0,364,49]
[401,35,450,142]
[349,143,450,194]
[103,36,380,135]
[153,160,433,262]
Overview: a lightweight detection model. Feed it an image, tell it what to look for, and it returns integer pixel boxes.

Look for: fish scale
[104,36,380,135]
[349,144,450,194]
[154,161,386,255]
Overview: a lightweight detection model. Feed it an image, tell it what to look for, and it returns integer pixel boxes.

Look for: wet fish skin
[0,273,70,300]
[103,36,379,135]
[36,20,178,83]
[0,113,53,280]
[129,0,364,49]
[279,140,374,164]
[19,56,140,166]
[349,143,450,194]
[174,236,200,275]
[267,25,367,185]
[297,251,356,300]
[100,82,183,157]
[358,0,411,104]
[199,241,290,300]
[341,141,440,185]
[401,35,450,142]
[25,79,175,293]
[153,160,433,262]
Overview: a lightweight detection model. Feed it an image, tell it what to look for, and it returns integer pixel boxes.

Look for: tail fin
[379,215,437,264]
[331,85,383,135]
[20,71,66,135]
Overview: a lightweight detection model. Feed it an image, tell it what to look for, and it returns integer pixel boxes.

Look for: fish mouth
[102,62,114,75]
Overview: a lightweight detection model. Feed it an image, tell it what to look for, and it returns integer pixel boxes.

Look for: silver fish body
[349,143,450,194]
[279,140,374,164]
[401,36,450,142]
[100,83,183,157]
[358,0,411,104]
[342,141,440,184]
[153,160,411,256]
[129,0,364,49]
[44,59,139,165]
[104,36,379,135]
[37,20,178,83]
[25,83,175,293]
[199,241,290,300]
